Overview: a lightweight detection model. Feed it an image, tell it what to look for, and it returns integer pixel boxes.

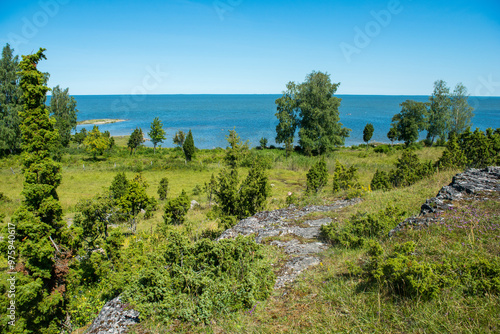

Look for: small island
[77,119,127,125]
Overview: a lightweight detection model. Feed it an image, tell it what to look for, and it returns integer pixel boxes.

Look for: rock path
[218,198,361,289]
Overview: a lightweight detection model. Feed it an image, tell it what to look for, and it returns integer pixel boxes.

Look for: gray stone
[389,167,500,236]
[85,296,140,334]
[274,256,321,289]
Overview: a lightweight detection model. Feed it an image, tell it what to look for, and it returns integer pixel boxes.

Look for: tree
[450,83,474,135]
[173,130,185,147]
[204,173,217,206]
[238,162,271,217]
[363,123,374,146]
[275,71,351,155]
[148,117,166,154]
[73,127,87,146]
[0,43,22,155]
[224,129,249,168]
[12,48,68,332]
[390,100,428,146]
[84,125,109,159]
[128,127,144,154]
[110,172,129,200]
[117,174,150,231]
[259,137,268,149]
[50,85,78,147]
[183,129,195,161]
[427,80,451,144]
[306,159,329,193]
[275,82,299,157]
[387,126,397,146]
[157,177,169,200]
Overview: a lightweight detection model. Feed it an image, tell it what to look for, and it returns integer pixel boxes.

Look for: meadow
[2,137,499,333]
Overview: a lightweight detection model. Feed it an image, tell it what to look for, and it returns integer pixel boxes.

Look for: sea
[67,95,500,149]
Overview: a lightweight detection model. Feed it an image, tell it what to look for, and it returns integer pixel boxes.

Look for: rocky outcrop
[85,297,140,334]
[389,167,500,236]
[218,198,361,288]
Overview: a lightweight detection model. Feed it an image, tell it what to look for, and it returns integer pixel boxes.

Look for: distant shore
[77,119,127,125]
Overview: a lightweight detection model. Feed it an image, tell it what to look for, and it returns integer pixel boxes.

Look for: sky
[1,0,499,96]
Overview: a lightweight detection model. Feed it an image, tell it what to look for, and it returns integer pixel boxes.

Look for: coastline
[77,119,127,125]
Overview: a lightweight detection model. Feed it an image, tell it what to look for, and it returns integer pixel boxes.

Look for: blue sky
[1,0,499,95]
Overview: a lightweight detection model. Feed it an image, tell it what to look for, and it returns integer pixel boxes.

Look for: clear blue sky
[1,0,499,95]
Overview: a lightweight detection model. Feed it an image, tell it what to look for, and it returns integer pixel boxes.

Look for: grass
[2,138,496,333]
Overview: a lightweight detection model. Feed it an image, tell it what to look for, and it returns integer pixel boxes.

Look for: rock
[85,296,140,334]
[190,200,200,210]
[218,198,361,289]
[389,167,500,236]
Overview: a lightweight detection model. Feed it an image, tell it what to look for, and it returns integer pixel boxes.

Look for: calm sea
[67,95,500,149]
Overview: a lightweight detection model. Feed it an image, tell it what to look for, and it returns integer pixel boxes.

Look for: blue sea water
[69,94,500,149]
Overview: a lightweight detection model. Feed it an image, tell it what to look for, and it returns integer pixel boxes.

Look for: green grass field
[3,138,498,333]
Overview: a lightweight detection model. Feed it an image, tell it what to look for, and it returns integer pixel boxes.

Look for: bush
[321,205,405,249]
[121,232,275,324]
[332,160,358,193]
[306,159,328,194]
[157,177,169,200]
[373,145,391,154]
[388,150,434,187]
[163,190,190,225]
[370,169,391,191]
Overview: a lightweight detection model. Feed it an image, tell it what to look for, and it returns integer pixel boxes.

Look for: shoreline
[77,119,127,125]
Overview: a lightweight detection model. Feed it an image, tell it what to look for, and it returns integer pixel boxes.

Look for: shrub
[157,177,169,200]
[370,169,391,191]
[373,145,391,154]
[388,150,434,187]
[332,160,358,193]
[121,232,275,324]
[306,159,328,194]
[436,132,467,170]
[163,190,190,225]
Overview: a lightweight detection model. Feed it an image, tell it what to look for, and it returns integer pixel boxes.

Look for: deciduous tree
[84,125,109,159]
[390,100,428,146]
[275,71,351,155]
[363,123,374,146]
[50,85,78,147]
[450,83,474,135]
[128,127,144,154]
[148,117,166,154]
[427,80,451,144]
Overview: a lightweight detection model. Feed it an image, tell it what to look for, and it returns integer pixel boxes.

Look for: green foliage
[321,205,405,249]
[363,123,374,145]
[427,80,451,144]
[386,126,397,145]
[224,129,249,168]
[173,130,185,147]
[388,150,434,188]
[117,174,151,231]
[83,125,109,159]
[370,169,391,191]
[128,127,145,155]
[332,160,358,193]
[183,129,195,162]
[0,43,22,155]
[148,117,166,153]
[275,71,351,155]
[458,127,499,168]
[218,162,270,219]
[163,190,190,225]
[390,100,428,146]
[203,173,217,206]
[306,159,328,194]
[73,127,87,146]
[373,144,391,154]
[121,232,275,324]
[259,137,268,149]
[74,193,115,250]
[110,172,129,200]
[157,176,169,200]
[450,83,474,135]
[8,47,68,333]
[436,132,467,170]
[50,85,78,148]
